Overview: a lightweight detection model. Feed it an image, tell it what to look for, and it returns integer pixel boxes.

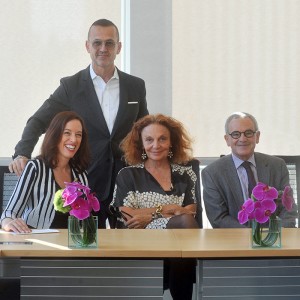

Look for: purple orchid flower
[253,199,277,223]
[238,198,255,224]
[56,181,100,220]
[252,182,278,201]
[62,186,83,206]
[87,193,100,212]
[69,198,91,220]
[281,186,294,211]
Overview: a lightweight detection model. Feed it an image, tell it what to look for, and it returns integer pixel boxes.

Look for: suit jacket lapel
[224,155,245,209]
[111,68,128,136]
[255,153,270,183]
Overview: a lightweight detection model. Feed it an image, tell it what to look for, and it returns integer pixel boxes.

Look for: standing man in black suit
[9,19,149,228]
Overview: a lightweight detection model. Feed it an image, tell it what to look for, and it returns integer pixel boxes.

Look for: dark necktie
[242,161,256,197]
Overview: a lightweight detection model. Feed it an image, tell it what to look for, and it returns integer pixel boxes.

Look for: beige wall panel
[173,0,300,157]
[0,0,121,157]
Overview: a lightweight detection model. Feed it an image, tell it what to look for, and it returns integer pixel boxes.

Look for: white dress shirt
[90,65,120,133]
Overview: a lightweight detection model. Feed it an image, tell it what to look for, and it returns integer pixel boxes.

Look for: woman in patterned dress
[112,114,199,300]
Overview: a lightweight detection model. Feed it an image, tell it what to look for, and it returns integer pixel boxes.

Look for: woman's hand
[162,204,195,217]
[2,218,32,233]
[125,214,152,229]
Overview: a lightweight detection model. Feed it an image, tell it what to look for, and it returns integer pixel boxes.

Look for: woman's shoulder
[119,164,144,172]
[26,158,46,170]
[117,164,144,178]
[171,163,197,181]
[18,159,50,180]
[171,163,193,173]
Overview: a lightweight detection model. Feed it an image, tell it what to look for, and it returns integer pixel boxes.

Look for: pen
[0,241,33,245]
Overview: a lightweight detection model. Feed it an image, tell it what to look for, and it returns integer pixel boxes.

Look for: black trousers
[0,278,20,300]
[164,258,196,300]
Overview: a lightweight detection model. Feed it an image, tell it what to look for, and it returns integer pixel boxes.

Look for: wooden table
[0,229,181,300]
[0,229,181,257]
[173,228,300,257]
[1,228,300,300]
[173,228,300,300]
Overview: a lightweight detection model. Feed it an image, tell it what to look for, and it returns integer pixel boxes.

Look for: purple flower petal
[282,186,294,211]
[58,181,100,220]
[87,194,100,212]
[254,199,276,223]
[254,207,269,223]
[252,182,278,201]
[238,210,249,224]
[237,199,255,224]
[69,198,90,220]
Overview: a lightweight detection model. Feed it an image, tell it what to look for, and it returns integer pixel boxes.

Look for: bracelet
[155,205,163,218]
[151,212,157,220]
[151,205,163,220]
[155,204,162,214]
[151,212,163,220]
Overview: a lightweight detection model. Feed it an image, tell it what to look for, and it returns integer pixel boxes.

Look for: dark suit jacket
[14,66,149,200]
[202,152,297,228]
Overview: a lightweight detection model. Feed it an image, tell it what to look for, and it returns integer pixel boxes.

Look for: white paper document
[0,229,59,235]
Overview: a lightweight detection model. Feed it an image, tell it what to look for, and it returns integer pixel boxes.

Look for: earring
[141,149,147,160]
[168,149,173,158]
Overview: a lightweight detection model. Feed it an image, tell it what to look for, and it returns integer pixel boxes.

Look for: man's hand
[9,156,29,176]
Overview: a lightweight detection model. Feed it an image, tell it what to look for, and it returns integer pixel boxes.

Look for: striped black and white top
[0,159,88,229]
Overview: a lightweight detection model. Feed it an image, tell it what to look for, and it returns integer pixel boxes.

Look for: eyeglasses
[228,130,257,139]
[90,39,117,50]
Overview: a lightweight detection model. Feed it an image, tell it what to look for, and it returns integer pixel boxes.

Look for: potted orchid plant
[238,182,294,247]
[54,181,100,248]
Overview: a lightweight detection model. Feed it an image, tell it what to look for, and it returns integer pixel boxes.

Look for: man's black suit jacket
[14,66,149,200]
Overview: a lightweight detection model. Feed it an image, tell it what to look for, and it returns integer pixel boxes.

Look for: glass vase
[68,215,98,248]
[251,217,281,248]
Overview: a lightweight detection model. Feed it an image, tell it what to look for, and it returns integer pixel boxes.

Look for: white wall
[0,0,121,157]
[173,0,300,157]
[1,0,300,160]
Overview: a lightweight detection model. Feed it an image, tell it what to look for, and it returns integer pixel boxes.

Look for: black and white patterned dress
[112,163,197,229]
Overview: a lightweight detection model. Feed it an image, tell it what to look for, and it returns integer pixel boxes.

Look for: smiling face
[224,117,260,161]
[57,119,83,162]
[141,123,171,163]
[85,25,121,73]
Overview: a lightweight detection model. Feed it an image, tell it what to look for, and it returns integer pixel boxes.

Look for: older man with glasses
[202,111,297,228]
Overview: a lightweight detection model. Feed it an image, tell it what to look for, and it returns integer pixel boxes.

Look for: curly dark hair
[121,114,193,165]
[37,111,90,172]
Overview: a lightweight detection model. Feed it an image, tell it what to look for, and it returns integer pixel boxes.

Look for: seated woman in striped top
[0,111,90,233]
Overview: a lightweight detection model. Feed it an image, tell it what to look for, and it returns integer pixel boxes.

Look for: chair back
[0,166,18,216]
[186,158,203,228]
[275,155,300,227]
